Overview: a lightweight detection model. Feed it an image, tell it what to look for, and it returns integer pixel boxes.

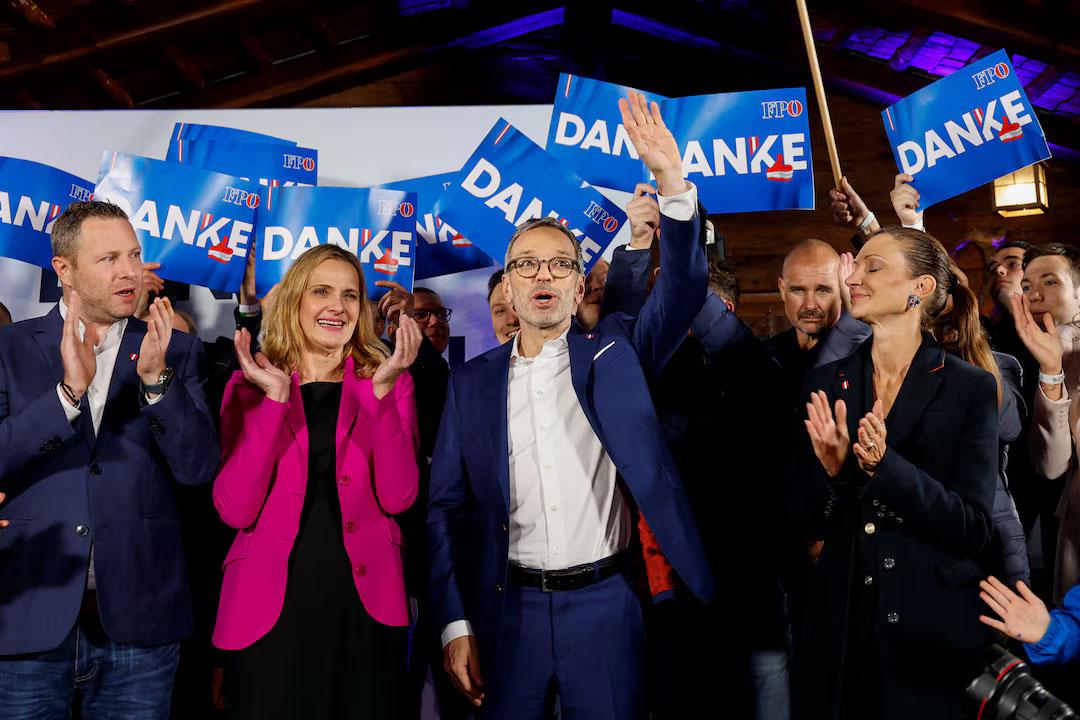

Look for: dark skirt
[226,382,408,720]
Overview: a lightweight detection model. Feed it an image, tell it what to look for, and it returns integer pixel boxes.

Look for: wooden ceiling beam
[162,44,205,89]
[8,0,54,30]
[89,67,134,108]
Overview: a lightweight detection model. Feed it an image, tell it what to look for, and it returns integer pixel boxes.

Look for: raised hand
[375,281,415,333]
[853,399,887,475]
[979,576,1051,644]
[233,327,290,403]
[137,297,175,391]
[829,176,878,233]
[839,251,855,311]
[1011,293,1064,376]
[805,390,850,478]
[618,91,686,197]
[890,173,923,227]
[240,247,259,307]
[626,183,660,250]
[135,261,164,319]
[444,635,485,707]
[60,289,98,400]
[373,314,421,399]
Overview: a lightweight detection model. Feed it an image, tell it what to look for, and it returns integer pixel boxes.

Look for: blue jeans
[749,649,791,720]
[0,621,179,720]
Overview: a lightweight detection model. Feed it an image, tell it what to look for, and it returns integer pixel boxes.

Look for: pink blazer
[211,358,419,650]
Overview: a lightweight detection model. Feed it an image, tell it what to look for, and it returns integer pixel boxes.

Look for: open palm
[979,576,1051,644]
[618,91,684,193]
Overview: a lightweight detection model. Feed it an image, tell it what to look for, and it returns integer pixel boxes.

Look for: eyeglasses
[507,256,581,279]
[414,308,452,323]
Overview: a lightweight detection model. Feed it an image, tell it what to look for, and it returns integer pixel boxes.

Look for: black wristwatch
[142,367,175,396]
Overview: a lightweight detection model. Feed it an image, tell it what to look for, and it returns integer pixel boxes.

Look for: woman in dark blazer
[785,227,998,719]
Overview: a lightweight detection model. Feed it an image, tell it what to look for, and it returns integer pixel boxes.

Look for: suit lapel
[480,343,513,512]
[883,334,945,448]
[566,326,602,431]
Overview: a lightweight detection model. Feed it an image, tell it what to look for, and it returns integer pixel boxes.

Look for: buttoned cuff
[656,182,698,222]
[57,384,81,423]
[441,620,474,648]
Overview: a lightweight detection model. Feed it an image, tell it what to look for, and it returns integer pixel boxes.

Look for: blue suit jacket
[427,211,716,664]
[0,307,219,654]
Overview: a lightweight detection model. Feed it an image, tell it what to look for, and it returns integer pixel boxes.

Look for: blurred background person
[786,227,998,719]
[487,268,519,345]
[212,244,421,719]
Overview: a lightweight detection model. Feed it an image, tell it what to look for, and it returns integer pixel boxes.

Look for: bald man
[764,239,869,401]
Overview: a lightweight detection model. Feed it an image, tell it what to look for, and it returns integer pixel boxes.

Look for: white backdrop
[0,106,633,362]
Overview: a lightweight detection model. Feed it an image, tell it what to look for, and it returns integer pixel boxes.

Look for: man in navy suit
[0,201,219,719]
[427,93,715,719]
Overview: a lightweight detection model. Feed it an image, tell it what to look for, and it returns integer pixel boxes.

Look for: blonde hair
[261,245,388,378]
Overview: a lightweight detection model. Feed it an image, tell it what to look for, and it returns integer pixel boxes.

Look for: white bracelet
[1039,370,1065,385]
[902,220,925,232]
[857,211,876,235]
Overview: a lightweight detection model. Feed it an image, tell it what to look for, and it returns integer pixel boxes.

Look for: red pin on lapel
[130,353,138,361]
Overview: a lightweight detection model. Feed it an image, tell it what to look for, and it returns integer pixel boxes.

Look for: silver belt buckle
[540,570,553,593]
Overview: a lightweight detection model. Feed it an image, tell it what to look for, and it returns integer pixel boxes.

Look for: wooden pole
[795,0,843,188]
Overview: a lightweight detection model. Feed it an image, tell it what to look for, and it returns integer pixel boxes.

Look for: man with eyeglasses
[428,93,714,720]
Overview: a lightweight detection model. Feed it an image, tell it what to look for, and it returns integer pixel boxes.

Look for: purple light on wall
[442,7,566,50]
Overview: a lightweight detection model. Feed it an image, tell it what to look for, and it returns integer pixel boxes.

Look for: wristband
[857,211,876,235]
[1039,370,1065,386]
[60,382,80,408]
[902,220,926,232]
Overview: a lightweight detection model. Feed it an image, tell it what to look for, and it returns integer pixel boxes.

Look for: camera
[967,644,1075,719]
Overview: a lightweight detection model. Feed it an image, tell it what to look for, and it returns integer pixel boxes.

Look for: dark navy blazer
[0,307,219,654]
[426,211,716,667]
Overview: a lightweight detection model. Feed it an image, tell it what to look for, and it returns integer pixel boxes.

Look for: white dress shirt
[440,183,698,648]
[55,300,161,589]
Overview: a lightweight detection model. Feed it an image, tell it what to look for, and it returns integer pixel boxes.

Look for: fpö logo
[282,154,316,172]
[972,62,1011,90]
[583,200,620,233]
[69,184,93,202]
[221,186,260,209]
[761,99,804,119]
[377,199,416,217]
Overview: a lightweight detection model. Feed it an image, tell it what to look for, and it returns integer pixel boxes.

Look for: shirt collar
[510,326,571,363]
[58,299,128,354]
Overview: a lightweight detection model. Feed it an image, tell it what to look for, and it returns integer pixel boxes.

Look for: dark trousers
[0,598,179,720]
[482,571,644,720]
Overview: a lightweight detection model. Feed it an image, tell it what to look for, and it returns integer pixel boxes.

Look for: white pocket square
[592,340,617,362]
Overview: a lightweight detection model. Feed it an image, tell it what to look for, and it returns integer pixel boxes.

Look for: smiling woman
[211,242,423,719]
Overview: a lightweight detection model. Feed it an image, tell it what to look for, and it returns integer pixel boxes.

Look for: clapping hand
[853,400,887,475]
[233,327,290,403]
[839,251,855,311]
[0,492,8,529]
[619,91,686,197]
[135,262,164,319]
[137,297,175,392]
[372,314,421,400]
[804,390,850,478]
[60,289,98,401]
[978,576,1051,644]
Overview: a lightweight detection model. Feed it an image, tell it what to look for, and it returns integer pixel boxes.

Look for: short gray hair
[504,218,583,273]
[51,201,129,262]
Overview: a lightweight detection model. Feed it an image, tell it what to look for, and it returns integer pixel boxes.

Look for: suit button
[883,557,896,570]
[345,521,356,533]
[887,612,900,624]
[864,575,873,586]
[90,463,103,476]
[500,523,508,533]
[75,524,89,537]
[495,584,503,593]
[339,475,351,486]
[864,522,876,535]
[354,565,366,577]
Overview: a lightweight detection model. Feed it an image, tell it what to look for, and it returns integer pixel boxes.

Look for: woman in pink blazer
[212,244,421,719]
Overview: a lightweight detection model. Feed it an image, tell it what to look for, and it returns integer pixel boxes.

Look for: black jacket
[785,334,998,720]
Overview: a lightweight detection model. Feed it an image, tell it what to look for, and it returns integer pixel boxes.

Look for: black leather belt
[510,553,627,592]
